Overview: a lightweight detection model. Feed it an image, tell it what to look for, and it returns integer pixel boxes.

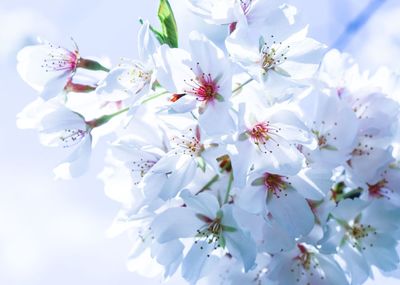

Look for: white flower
[298,86,359,168]
[361,162,400,206]
[267,243,349,285]
[96,22,158,109]
[188,0,293,30]
[187,0,237,25]
[151,190,257,284]
[318,49,366,95]
[156,31,235,136]
[17,39,108,100]
[38,104,93,179]
[236,171,315,238]
[230,104,311,186]
[319,198,400,284]
[345,91,399,145]
[17,40,80,92]
[226,18,326,89]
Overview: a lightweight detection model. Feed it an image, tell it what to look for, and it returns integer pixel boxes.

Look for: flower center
[184,63,220,104]
[118,62,152,93]
[128,158,158,185]
[290,244,326,282]
[260,36,289,72]
[264,173,287,196]
[171,127,204,157]
[59,128,88,147]
[347,222,377,250]
[249,122,270,144]
[367,179,388,198]
[195,214,224,252]
[42,44,79,73]
[294,244,313,271]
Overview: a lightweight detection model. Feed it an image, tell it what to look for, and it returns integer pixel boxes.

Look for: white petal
[151,207,203,243]
[138,21,159,61]
[189,31,227,77]
[17,44,72,91]
[236,185,265,214]
[222,205,257,271]
[155,45,192,93]
[182,241,214,284]
[267,187,314,237]
[262,217,295,254]
[151,240,183,277]
[180,189,220,219]
[40,74,68,100]
[53,135,92,179]
[199,102,235,136]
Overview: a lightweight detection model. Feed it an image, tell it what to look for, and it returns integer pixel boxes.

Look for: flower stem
[224,172,234,204]
[141,90,169,104]
[232,77,253,94]
[196,174,220,195]
[86,107,129,128]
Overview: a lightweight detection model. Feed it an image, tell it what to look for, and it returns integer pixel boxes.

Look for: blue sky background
[0,0,399,284]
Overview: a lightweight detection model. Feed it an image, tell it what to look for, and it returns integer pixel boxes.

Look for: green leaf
[158,0,178,48]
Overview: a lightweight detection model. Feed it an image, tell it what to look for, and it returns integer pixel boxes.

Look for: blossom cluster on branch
[16,0,400,284]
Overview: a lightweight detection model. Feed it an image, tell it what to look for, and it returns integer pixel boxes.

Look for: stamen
[184,63,220,104]
[117,61,152,94]
[127,158,157,185]
[264,173,288,198]
[249,122,270,144]
[59,128,87,148]
[41,43,79,73]
[260,36,290,72]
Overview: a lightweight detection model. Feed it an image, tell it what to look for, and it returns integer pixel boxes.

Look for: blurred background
[0,0,399,284]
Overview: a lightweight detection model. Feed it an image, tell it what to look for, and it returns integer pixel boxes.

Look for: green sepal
[218,235,226,248]
[195,213,212,223]
[222,225,237,233]
[215,93,225,102]
[238,132,249,141]
[196,156,206,172]
[274,66,291,77]
[251,177,265,186]
[78,58,110,72]
[321,144,338,151]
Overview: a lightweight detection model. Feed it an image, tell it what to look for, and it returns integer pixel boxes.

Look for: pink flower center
[184,62,220,104]
[185,72,219,104]
[264,173,286,195]
[42,44,79,73]
[60,128,87,148]
[368,179,388,198]
[249,122,270,144]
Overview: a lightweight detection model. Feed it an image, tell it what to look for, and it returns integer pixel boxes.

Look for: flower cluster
[17,0,400,284]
